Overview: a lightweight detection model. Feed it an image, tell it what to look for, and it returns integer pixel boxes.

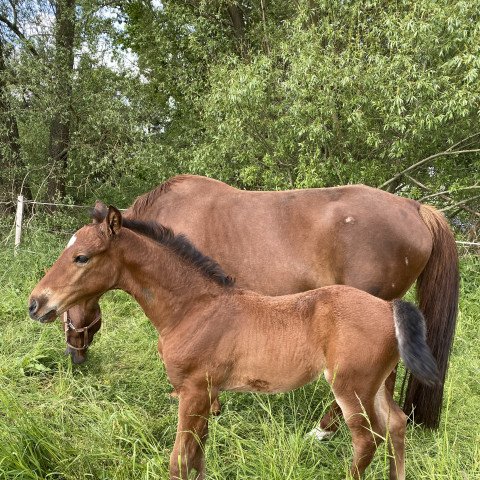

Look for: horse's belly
[225,361,323,394]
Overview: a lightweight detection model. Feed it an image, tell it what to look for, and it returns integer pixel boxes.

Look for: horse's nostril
[29,299,38,316]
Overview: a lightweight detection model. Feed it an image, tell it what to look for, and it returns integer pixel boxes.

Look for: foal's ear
[92,200,108,224]
[105,206,122,237]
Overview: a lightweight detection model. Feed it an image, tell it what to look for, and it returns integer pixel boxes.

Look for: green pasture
[0,228,478,479]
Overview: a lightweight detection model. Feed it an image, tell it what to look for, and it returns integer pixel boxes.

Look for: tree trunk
[227,4,246,55]
[0,37,32,213]
[47,0,76,201]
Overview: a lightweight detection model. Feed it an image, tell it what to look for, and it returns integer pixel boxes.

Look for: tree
[0,0,477,234]
[47,0,76,200]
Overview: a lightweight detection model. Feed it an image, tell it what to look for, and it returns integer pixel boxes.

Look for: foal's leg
[343,399,380,479]
[383,391,407,480]
[160,337,221,416]
[168,391,221,417]
[169,389,214,480]
[311,367,399,442]
[333,382,406,480]
[328,377,384,479]
[385,367,397,398]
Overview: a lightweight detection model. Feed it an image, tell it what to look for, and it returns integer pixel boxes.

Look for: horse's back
[128,177,433,298]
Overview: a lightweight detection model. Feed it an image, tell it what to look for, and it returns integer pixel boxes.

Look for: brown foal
[29,205,438,479]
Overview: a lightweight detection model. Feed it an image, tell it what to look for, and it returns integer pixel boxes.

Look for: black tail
[404,204,459,429]
[393,300,440,388]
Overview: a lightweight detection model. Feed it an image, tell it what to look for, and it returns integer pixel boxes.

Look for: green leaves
[0,0,478,227]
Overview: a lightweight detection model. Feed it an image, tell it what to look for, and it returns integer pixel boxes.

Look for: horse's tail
[403,204,459,429]
[393,300,440,387]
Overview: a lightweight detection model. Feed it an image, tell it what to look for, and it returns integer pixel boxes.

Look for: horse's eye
[74,255,89,264]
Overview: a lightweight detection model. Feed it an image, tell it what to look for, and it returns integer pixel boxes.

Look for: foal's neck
[116,229,224,334]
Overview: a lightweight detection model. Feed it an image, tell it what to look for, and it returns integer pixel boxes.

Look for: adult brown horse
[29,206,439,480]
[63,175,458,430]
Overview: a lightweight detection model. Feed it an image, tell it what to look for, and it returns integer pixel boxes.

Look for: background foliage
[0,0,478,233]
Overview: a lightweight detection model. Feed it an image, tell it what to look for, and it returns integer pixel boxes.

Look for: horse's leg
[333,380,406,480]
[210,397,221,416]
[169,389,212,480]
[329,377,383,479]
[320,402,342,432]
[385,367,397,398]
[306,402,342,440]
[383,391,407,480]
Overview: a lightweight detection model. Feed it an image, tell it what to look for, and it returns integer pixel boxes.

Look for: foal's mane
[129,175,189,216]
[92,208,234,287]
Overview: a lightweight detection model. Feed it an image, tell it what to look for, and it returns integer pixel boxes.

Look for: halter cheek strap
[63,310,102,351]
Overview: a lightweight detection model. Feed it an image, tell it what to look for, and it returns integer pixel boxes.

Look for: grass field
[0,226,478,479]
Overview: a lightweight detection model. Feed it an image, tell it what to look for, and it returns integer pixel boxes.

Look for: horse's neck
[116,230,220,334]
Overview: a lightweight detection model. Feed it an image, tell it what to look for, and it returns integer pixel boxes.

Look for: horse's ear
[105,206,122,236]
[92,200,108,224]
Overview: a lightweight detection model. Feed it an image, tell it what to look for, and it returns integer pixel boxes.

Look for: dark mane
[91,204,234,287]
[129,175,189,216]
[122,219,235,287]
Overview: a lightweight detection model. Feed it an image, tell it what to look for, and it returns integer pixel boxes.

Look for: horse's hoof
[305,426,334,442]
[168,391,179,403]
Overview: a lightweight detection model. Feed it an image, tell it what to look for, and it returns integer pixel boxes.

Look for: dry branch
[405,175,480,218]
[419,185,480,202]
[379,146,480,190]
[440,195,480,213]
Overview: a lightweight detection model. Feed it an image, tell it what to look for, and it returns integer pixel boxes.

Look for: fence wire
[3,197,479,256]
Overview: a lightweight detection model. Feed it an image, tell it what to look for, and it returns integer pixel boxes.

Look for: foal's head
[29,205,122,324]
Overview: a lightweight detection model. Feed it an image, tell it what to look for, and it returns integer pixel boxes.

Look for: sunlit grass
[0,227,478,479]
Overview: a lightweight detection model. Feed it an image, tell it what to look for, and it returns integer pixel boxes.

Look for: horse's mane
[91,208,234,287]
[129,175,189,216]
[124,219,235,287]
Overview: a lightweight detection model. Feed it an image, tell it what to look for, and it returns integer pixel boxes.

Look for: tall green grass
[0,227,478,479]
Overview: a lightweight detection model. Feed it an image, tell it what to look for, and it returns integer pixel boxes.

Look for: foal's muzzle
[29,299,38,317]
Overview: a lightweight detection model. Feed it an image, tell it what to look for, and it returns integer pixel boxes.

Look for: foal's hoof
[305,426,335,442]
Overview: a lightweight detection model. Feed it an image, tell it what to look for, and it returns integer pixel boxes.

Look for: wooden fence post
[14,194,24,255]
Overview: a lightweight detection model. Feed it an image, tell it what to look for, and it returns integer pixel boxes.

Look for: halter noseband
[63,310,102,351]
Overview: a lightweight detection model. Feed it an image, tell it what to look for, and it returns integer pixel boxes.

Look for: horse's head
[63,300,102,364]
[28,203,122,328]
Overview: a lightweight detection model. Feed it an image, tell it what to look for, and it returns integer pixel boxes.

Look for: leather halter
[63,310,102,351]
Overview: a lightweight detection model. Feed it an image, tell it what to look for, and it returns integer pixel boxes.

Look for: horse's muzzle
[65,347,87,364]
[28,296,57,323]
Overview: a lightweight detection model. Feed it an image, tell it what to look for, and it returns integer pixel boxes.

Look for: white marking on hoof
[66,234,77,249]
[405,256,409,265]
[305,426,334,442]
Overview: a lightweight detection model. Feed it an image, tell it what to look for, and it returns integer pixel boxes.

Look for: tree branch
[405,175,480,218]
[419,185,480,202]
[379,148,480,190]
[0,14,39,57]
[445,131,480,152]
[440,194,480,212]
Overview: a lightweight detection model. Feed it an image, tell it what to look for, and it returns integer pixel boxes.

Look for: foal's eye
[74,255,89,264]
